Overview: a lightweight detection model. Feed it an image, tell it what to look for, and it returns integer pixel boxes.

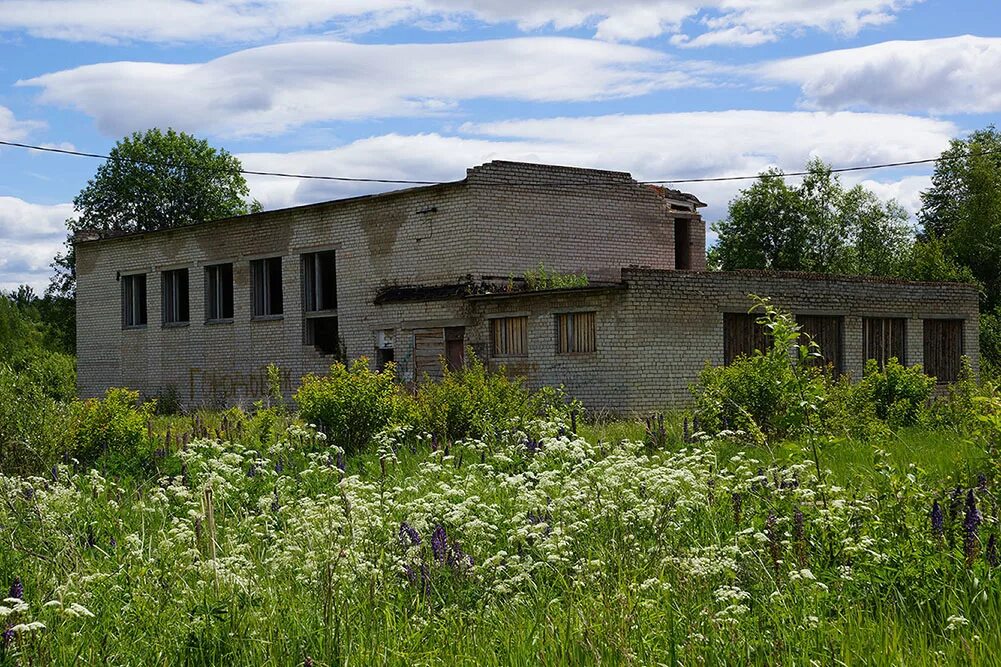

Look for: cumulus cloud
[0,197,74,292]
[0,105,45,142]
[19,38,697,137]
[761,35,1001,114]
[0,0,920,45]
[237,110,955,222]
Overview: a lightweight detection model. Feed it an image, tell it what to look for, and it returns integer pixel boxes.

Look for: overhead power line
[2,138,1001,186]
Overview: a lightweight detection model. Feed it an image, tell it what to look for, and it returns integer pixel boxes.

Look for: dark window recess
[161,269,190,324]
[303,251,337,311]
[122,273,147,327]
[205,263,234,320]
[797,315,843,373]
[305,316,340,355]
[924,319,963,383]
[445,326,465,371]
[863,317,906,369]
[674,218,691,270]
[251,257,283,317]
[376,348,395,372]
[723,312,769,364]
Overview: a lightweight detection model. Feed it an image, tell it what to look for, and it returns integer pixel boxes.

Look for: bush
[0,363,69,474]
[411,353,572,442]
[68,388,156,470]
[692,297,827,440]
[853,358,935,427]
[17,351,77,402]
[295,358,400,454]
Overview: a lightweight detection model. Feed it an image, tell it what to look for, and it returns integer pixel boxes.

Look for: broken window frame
[490,316,529,358]
[161,268,190,326]
[121,273,147,329]
[251,256,284,318]
[555,311,597,355]
[204,263,234,322]
[302,250,337,313]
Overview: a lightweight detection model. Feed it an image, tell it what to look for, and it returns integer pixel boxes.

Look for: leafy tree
[51,128,259,297]
[919,125,1001,307]
[709,159,912,276]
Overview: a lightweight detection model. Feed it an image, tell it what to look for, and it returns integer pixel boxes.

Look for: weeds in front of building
[3,302,1001,664]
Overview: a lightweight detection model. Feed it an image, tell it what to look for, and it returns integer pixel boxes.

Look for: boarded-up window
[161,268,189,325]
[797,315,843,373]
[924,319,963,383]
[251,257,283,317]
[414,328,446,380]
[723,313,768,364]
[556,312,596,354]
[121,273,147,328]
[491,317,528,357]
[863,317,906,369]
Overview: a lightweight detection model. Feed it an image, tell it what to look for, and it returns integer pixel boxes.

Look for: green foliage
[847,358,935,427]
[980,308,1001,380]
[710,160,912,276]
[53,128,258,297]
[68,388,156,470]
[0,290,77,401]
[0,364,68,474]
[411,354,570,442]
[523,262,589,290]
[692,296,826,440]
[294,358,400,454]
[893,236,979,285]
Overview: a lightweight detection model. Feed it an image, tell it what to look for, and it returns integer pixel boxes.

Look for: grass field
[2,410,998,666]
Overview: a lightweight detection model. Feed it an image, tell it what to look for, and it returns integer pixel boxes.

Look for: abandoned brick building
[74,160,980,412]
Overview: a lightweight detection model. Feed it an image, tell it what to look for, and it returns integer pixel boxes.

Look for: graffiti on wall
[188,365,295,403]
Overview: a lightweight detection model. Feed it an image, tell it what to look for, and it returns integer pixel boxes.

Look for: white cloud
[857,175,930,217]
[0,0,920,45]
[761,35,1001,114]
[0,197,73,292]
[238,110,955,222]
[0,105,45,142]
[19,38,697,138]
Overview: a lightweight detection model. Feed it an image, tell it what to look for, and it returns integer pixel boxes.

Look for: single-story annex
[74,160,980,412]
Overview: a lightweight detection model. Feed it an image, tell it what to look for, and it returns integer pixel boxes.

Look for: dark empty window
[161,269,189,325]
[863,317,906,369]
[122,273,147,328]
[797,315,843,373]
[556,312,596,354]
[205,263,234,321]
[305,316,339,355]
[302,251,337,311]
[445,326,465,371]
[674,218,691,270]
[723,312,769,364]
[251,257,283,317]
[924,319,963,383]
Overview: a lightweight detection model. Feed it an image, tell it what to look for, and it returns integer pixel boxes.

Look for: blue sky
[1,0,999,291]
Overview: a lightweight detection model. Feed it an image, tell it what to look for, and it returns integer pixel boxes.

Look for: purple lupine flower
[948,486,964,548]
[2,626,13,645]
[964,490,983,567]
[431,524,448,563]
[986,533,999,568]
[274,461,284,474]
[22,486,34,501]
[447,540,474,570]
[270,494,280,513]
[336,452,346,472]
[247,463,257,478]
[978,474,988,494]
[793,508,807,567]
[930,500,945,542]
[731,492,743,527]
[525,438,542,455]
[9,578,23,600]
[399,522,421,547]
[86,526,96,549]
[50,465,58,482]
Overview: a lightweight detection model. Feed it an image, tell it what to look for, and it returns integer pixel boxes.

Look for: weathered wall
[75,161,699,407]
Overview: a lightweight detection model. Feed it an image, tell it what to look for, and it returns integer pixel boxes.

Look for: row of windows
[723,313,964,382]
[490,312,598,357]
[121,251,337,328]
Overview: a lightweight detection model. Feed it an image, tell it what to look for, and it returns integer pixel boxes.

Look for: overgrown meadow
[3,302,1001,665]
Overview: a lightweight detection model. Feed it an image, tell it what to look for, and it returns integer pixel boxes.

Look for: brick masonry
[74,160,978,413]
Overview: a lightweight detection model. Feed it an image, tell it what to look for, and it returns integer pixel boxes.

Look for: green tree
[919,125,1001,307]
[710,159,912,276]
[51,128,259,297]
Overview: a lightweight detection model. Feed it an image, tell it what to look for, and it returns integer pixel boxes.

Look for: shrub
[295,358,400,454]
[852,358,935,427]
[68,388,156,470]
[17,351,77,402]
[692,297,827,440]
[411,353,571,442]
[0,363,69,474]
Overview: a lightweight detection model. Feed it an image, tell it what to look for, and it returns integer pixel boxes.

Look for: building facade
[74,161,979,412]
